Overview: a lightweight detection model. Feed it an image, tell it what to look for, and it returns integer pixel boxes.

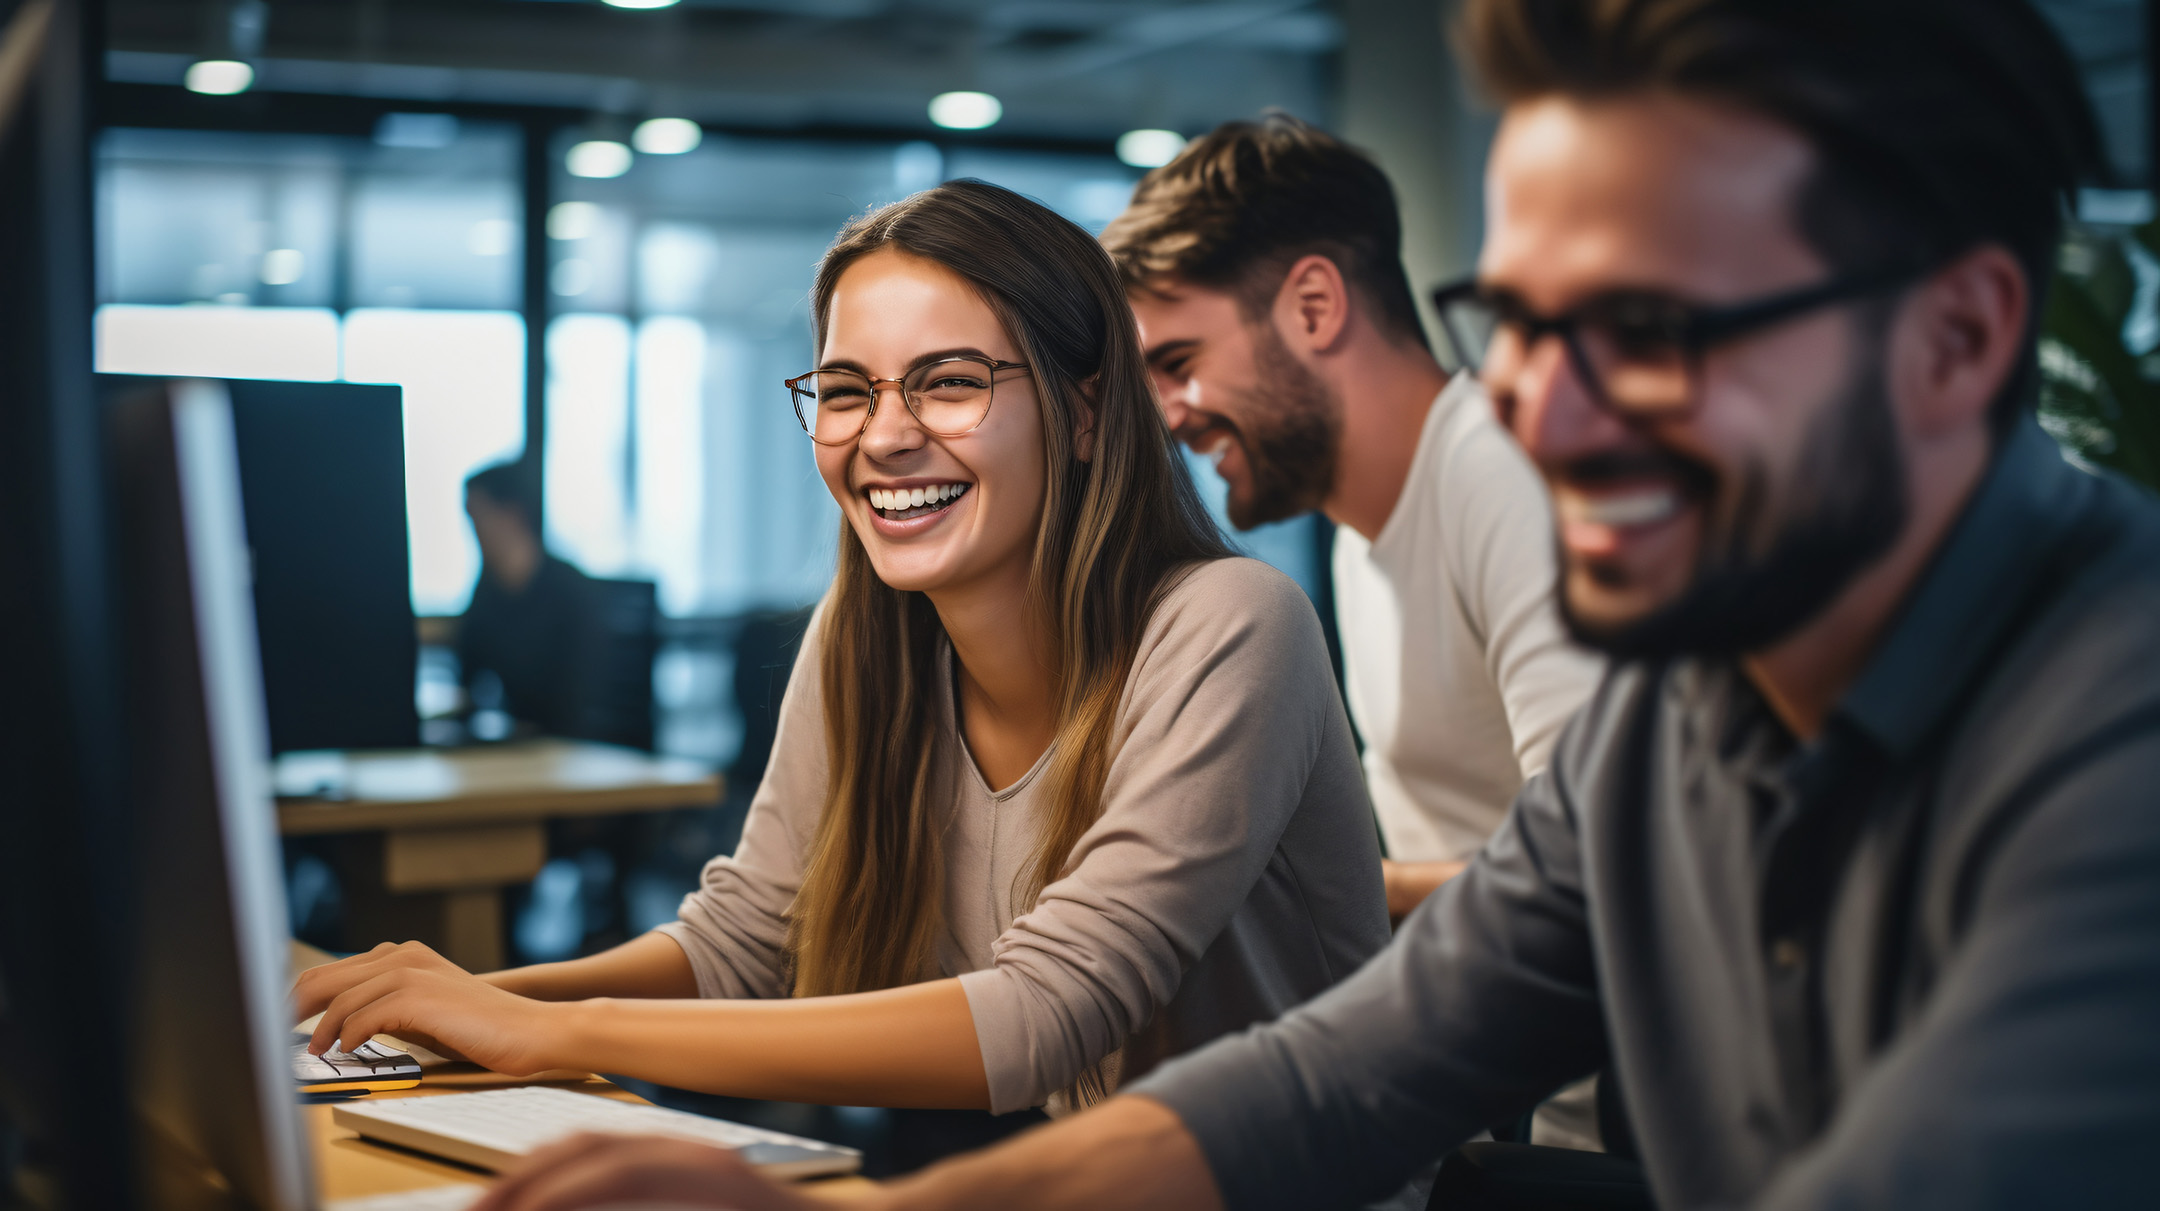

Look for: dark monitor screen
[99,375,424,753]
[0,3,138,1205]
[228,379,420,753]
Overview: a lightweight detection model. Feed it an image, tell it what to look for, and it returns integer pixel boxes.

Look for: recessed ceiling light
[1116,129,1187,168]
[566,140,634,179]
[603,0,681,8]
[185,59,254,96]
[633,118,702,155]
[929,91,1002,131]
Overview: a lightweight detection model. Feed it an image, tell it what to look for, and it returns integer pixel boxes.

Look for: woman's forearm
[548,976,992,1109]
[483,931,699,1002]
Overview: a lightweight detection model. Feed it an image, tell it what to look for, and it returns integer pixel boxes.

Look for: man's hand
[293,940,566,1076]
[464,1096,1217,1211]
[1382,858,1467,922]
[470,1134,823,1211]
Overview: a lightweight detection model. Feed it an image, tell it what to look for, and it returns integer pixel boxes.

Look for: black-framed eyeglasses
[1429,265,1923,418]
[783,355,1031,446]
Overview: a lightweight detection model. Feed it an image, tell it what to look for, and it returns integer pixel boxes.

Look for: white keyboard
[326,1186,483,1211]
[332,1086,862,1181]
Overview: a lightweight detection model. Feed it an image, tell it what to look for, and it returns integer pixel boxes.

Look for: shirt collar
[1836,415,2093,756]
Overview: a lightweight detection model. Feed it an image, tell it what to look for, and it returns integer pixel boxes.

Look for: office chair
[1429,1071,1653,1210]
[567,577,659,751]
[726,605,813,789]
[522,577,660,958]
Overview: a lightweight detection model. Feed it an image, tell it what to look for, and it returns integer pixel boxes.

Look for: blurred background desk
[278,741,721,972]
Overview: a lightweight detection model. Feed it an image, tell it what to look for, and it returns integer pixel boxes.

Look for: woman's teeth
[867,482,969,519]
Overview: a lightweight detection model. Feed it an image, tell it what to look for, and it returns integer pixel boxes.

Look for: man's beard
[1210,325,1340,530]
[1560,352,1909,662]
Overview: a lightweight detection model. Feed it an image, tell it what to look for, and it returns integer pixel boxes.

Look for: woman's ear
[1073,375,1101,463]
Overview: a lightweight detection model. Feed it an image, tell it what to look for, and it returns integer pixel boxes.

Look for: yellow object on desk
[276,739,722,973]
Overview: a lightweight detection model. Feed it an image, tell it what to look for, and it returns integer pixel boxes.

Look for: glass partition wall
[96,123,527,618]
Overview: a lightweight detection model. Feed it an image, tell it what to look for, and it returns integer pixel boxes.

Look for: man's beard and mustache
[1194,326,1340,530]
[1560,350,1909,661]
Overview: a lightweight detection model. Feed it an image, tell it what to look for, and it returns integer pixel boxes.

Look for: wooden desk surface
[276,739,722,835]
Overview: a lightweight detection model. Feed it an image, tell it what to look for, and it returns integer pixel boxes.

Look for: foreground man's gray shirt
[1135,416,2160,1210]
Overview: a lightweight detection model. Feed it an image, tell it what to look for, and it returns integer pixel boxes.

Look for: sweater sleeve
[957,559,1356,1113]
[651,605,829,1001]
[1436,374,1603,780]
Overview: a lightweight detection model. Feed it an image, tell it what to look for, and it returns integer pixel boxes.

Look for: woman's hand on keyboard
[472,1134,822,1211]
[293,940,567,1076]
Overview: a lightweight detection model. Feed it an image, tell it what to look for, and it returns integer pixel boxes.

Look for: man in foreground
[473,0,2160,1207]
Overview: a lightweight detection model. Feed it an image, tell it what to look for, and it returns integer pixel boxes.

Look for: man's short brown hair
[1100,112,1429,349]
[1455,0,2102,429]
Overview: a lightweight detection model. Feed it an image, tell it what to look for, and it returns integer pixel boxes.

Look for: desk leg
[336,823,546,973]
[440,888,507,974]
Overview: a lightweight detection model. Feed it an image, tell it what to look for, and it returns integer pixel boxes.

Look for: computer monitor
[226,378,419,753]
[108,378,315,1210]
[0,6,311,1206]
[2,366,316,1208]
[99,375,425,754]
[0,0,139,1204]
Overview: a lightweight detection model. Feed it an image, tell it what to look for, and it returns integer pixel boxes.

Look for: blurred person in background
[1103,113,1606,1149]
[294,181,1388,1138]
[459,1,2160,1209]
[457,460,598,739]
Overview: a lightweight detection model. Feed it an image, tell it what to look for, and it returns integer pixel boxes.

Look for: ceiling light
[548,202,602,241]
[602,0,681,8]
[566,140,633,179]
[633,118,702,155]
[185,59,254,96]
[1116,129,1186,169]
[928,91,1002,131]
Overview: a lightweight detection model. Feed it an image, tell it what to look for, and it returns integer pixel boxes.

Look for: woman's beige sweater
[656,557,1389,1114]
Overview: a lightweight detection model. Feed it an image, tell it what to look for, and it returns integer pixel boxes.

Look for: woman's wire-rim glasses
[1428,264,1924,418]
[784,355,1032,446]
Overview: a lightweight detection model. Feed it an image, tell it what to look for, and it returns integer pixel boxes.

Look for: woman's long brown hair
[786,180,1232,999]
